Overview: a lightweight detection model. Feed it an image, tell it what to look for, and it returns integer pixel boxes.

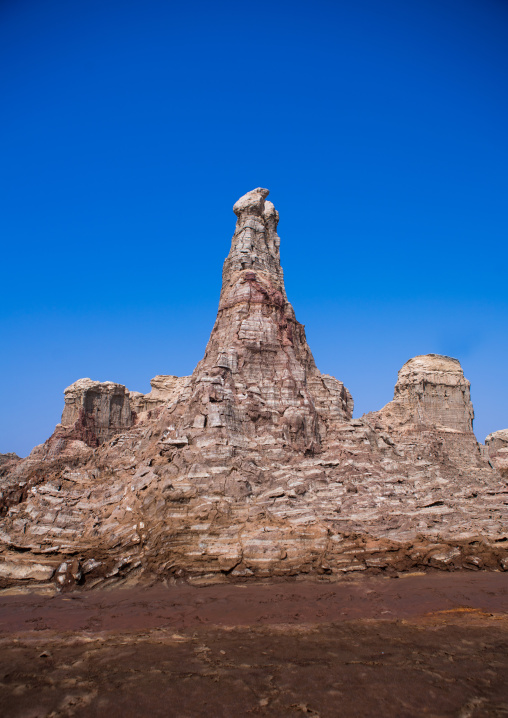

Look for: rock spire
[181,187,353,453]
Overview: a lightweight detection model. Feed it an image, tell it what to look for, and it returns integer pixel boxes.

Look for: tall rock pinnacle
[224,187,285,295]
[184,188,353,453]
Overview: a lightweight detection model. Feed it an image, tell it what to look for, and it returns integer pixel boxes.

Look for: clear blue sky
[1,0,507,456]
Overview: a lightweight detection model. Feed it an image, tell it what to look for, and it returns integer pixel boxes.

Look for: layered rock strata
[0,188,506,590]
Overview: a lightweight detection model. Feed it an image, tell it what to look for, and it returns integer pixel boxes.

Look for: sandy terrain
[1,572,508,717]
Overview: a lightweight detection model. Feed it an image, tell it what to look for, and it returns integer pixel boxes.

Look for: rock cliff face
[0,188,506,590]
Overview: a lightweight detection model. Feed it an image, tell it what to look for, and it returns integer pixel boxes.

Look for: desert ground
[1,572,508,717]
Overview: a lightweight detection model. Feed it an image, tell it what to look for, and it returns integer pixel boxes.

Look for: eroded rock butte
[1,188,507,590]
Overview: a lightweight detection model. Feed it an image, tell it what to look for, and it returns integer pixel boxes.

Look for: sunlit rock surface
[0,189,506,590]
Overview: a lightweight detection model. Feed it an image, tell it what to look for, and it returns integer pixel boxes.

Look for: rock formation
[129,375,190,416]
[24,375,193,462]
[0,188,507,590]
[61,378,134,447]
[365,354,481,467]
[374,354,474,433]
[486,430,508,478]
[0,453,19,467]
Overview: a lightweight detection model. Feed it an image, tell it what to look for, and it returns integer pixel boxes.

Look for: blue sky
[1,0,507,456]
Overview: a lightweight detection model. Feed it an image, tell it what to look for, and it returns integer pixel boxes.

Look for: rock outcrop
[0,188,506,591]
[60,378,134,447]
[0,453,20,468]
[366,353,482,467]
[486,430,508,478]
[129,375,190,416]
[28,375,192,460]
[375,354,474,432]
[486,430,508,452]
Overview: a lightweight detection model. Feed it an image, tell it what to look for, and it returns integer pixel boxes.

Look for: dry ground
[1,572,507,717]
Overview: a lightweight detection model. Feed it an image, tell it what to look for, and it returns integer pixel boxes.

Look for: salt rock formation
[0,188,507,590]
[378,354,474,432]
[486,430,508,452]
[30,375,192,460]
[486,430,508,478]
[184,187,353,453]
[366,354,481,466]
[0,453,19,467]
[61,378,133,447]
[129,375,190,416]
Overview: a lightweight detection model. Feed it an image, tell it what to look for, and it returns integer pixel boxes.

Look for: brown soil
[1,573,508,717]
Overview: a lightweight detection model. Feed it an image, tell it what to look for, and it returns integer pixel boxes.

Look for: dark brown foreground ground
[1,572,508,717]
